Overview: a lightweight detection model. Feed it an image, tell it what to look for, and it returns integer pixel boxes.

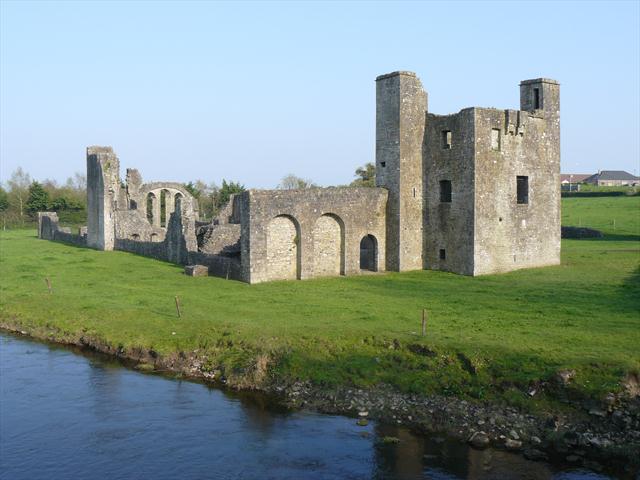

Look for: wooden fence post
[421,308,427,337]
[45,278,52,294]
[175,296,182,318]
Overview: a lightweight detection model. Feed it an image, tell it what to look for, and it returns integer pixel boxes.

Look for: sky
[1,0,639,188]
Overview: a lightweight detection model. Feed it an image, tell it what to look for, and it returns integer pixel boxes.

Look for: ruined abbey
[38,71,561,283]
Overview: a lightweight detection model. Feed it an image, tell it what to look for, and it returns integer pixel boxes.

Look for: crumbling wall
[37,212,87,247]
[199,224,241,256]
[86,146,120,250]
[241,188,388,284]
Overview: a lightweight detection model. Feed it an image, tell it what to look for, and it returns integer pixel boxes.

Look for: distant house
[583,170,640,186]
[560,174,591,185]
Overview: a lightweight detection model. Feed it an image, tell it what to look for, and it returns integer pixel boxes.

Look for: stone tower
[86,146,121,251]
[375,71,427,271]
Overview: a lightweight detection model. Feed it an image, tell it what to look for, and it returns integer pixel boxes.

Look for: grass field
[1,196,639,409]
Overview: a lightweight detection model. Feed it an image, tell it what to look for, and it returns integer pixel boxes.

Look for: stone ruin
[38,71,561,283]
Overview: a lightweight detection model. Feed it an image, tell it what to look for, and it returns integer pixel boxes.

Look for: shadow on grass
[589,233,640,242]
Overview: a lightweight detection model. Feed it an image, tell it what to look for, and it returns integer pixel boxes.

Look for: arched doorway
[313,214,344,277]
[266,215,301,281]
[360,234,377,271]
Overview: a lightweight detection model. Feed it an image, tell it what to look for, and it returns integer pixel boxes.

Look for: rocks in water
[468,431,490,449]
[505,438,523,451]
[588,408,607,418]
[135,363,155,372]
[509,429,520,440]
[380,436,400,444]
[563,431,579,447]
[358,411,369,417]
[356,418,369,427]
[523,448,548,461]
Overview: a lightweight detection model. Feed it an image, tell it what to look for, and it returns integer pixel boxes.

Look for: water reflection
[0,334,615,480]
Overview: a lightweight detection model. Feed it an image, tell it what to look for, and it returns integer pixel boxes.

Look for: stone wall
[84,147,198,263]
[86,146,120,250]
[473,79,561,274]
[37,212,87,247]
[375,72,427,272]
[38,71,560,284]
[240,188,388,284]
[199,224,241,256]
[423,109,476,275]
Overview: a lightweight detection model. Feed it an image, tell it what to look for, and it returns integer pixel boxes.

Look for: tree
[26,181,50,216]
[0,187,8,212]
[350,162,375,187]
[215,180,245,212]
[278,174,317,190]
[184,181,200,199]
[7,167,31,224]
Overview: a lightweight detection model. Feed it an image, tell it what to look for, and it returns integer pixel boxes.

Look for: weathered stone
[38,70,561,285]
[185,265,209,277]
[505,438,523,451]
[468,431,490,449]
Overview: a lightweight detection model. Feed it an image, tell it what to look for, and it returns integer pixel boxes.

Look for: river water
[0,333,616,480]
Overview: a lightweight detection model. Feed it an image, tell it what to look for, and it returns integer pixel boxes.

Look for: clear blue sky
[1,0,639,188]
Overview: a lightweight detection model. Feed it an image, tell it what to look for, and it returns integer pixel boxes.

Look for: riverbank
[1,196,638,476]
[1,322,638,478]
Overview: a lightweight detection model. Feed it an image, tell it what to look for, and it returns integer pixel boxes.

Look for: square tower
[86,146,121,251]
[375,71,427,271]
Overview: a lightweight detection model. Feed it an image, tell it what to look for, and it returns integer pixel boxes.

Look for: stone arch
[313,213,344,277]
[150,233,159,242]
[359,234,378,271]
[146,192,157,225]
[266,215,301,281]
[160,189,172,228]
[175,192,184,212]
[131,233,140,241]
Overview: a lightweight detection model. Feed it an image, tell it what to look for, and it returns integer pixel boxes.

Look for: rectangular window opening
[491,128,501,151]
[517,176,529,204]
[412,187,416,198]
[533,88,540,109]
[440,180,452,203]
[441,130,452,149]
[380,161,386,168]
[439,249,446,260]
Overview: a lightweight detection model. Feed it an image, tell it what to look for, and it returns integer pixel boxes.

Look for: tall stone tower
[375,71,427,271]
[86,146,120,251]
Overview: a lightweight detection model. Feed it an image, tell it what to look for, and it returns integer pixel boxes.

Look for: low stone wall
[189,252,242,281]
[54,230,87,247]
[38,212,87,247]
[114,238,169,261]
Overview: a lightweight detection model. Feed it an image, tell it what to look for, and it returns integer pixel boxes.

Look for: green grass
[1,196,639,410]
[562,196,640,239]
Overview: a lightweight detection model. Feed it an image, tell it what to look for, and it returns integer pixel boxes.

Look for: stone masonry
[38,70,560,283]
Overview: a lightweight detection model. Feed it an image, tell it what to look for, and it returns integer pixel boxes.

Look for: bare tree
[7,167,31,225]
[278,174,316,190]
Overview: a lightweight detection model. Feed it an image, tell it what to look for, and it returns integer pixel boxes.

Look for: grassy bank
[1,196,639,411]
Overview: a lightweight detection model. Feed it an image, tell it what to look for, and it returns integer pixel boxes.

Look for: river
[0,333,616,479]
